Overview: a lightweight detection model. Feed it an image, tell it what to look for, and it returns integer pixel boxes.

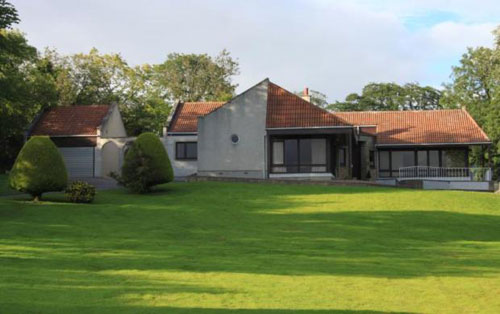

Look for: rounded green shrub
[119,132,173,193]
[66,180,96,203]
[9,136,68,201]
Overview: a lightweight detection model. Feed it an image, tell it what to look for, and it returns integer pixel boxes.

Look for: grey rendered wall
[164,135,198,177]
[197,80,269,179]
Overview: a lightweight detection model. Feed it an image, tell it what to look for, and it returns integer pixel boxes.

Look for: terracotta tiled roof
[164,80,490,146]
[266,82,350,128]
[168,101,226,133]
[334,109,490,145]
[30,105,111,136]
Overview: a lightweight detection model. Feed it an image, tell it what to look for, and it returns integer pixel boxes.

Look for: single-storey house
[27,104,129,178]
[165,78,493,190]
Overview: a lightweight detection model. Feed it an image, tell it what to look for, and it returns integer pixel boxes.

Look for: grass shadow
[0,181,499,312]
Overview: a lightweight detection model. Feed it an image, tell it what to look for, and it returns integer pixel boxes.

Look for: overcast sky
[11,0,500,101]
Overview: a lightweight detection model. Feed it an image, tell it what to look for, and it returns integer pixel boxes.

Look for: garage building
[27,104,128,178]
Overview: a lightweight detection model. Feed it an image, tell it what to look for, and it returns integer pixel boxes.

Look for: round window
[231,134,239,144]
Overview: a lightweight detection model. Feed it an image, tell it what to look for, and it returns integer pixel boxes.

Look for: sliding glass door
[271,138,327,173]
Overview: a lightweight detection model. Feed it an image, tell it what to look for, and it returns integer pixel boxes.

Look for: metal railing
[398,166,492,182]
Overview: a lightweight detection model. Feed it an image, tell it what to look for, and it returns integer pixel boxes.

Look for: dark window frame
[270,136,329,174]
[176,142,197,160]
[377,147,469,178]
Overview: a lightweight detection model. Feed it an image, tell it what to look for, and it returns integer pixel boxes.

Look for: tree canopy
[156,49,239,102]
[329,82,442,111]
[42,48,171,136]
[440,26,500,177]
[0,0,18,29]
[1,3,59,170]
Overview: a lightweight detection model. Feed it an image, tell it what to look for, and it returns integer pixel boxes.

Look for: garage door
[59,147,94,177]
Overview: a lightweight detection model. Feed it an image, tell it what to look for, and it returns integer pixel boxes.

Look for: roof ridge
[333,109,463,114]
[184,101,226,105]
[58,104,111,108]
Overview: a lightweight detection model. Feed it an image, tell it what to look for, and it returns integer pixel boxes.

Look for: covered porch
[376,144,492,179]
[375,144,493,191]
[266,127,357,180]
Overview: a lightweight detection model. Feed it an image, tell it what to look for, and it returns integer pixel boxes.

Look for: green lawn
[0,182,499,313]
[0,174,10,195]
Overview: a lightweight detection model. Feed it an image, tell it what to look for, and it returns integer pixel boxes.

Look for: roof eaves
[266,126,354,130]
[45,134,100,138]
[166,132,198,136]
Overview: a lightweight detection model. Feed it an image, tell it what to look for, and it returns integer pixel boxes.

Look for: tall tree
[48,48,129,106]
[45,49,171,135]
[440,26,500,176]
[494,25,500,47]
[0,0,18,29]
[0,3,59,170]
[120,63,170,135]
[156,49,239,102]
[330,82,442,111]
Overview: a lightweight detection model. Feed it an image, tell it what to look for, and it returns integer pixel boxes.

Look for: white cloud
[424,22,497,52]
[10,0,500,101]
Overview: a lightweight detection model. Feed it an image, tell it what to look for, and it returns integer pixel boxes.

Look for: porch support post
[348,130,353,178]
[266,134,271,179]
[487,145,493,169]
[480,145,486,167]
[465,147,469,168]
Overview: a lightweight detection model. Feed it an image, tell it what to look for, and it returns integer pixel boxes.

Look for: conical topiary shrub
[119,132,173,193]
[9,136,68,201]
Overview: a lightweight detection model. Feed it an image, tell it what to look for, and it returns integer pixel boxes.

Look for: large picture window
[271,138,327,173]
[378,151,391,177]
[442,149,467,167]
[378,148,468,177]
[391,151,415,177]
[429,150,439,167]
[176,142,197,160]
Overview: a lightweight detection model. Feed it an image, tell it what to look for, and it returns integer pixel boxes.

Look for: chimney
[302,87,311,102]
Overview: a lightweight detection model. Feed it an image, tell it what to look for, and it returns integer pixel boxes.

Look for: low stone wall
[378,178,494,192]
[393,179,494,191]
[397,180,423,189]
[187,175,393,187]
[422,180,493,191]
